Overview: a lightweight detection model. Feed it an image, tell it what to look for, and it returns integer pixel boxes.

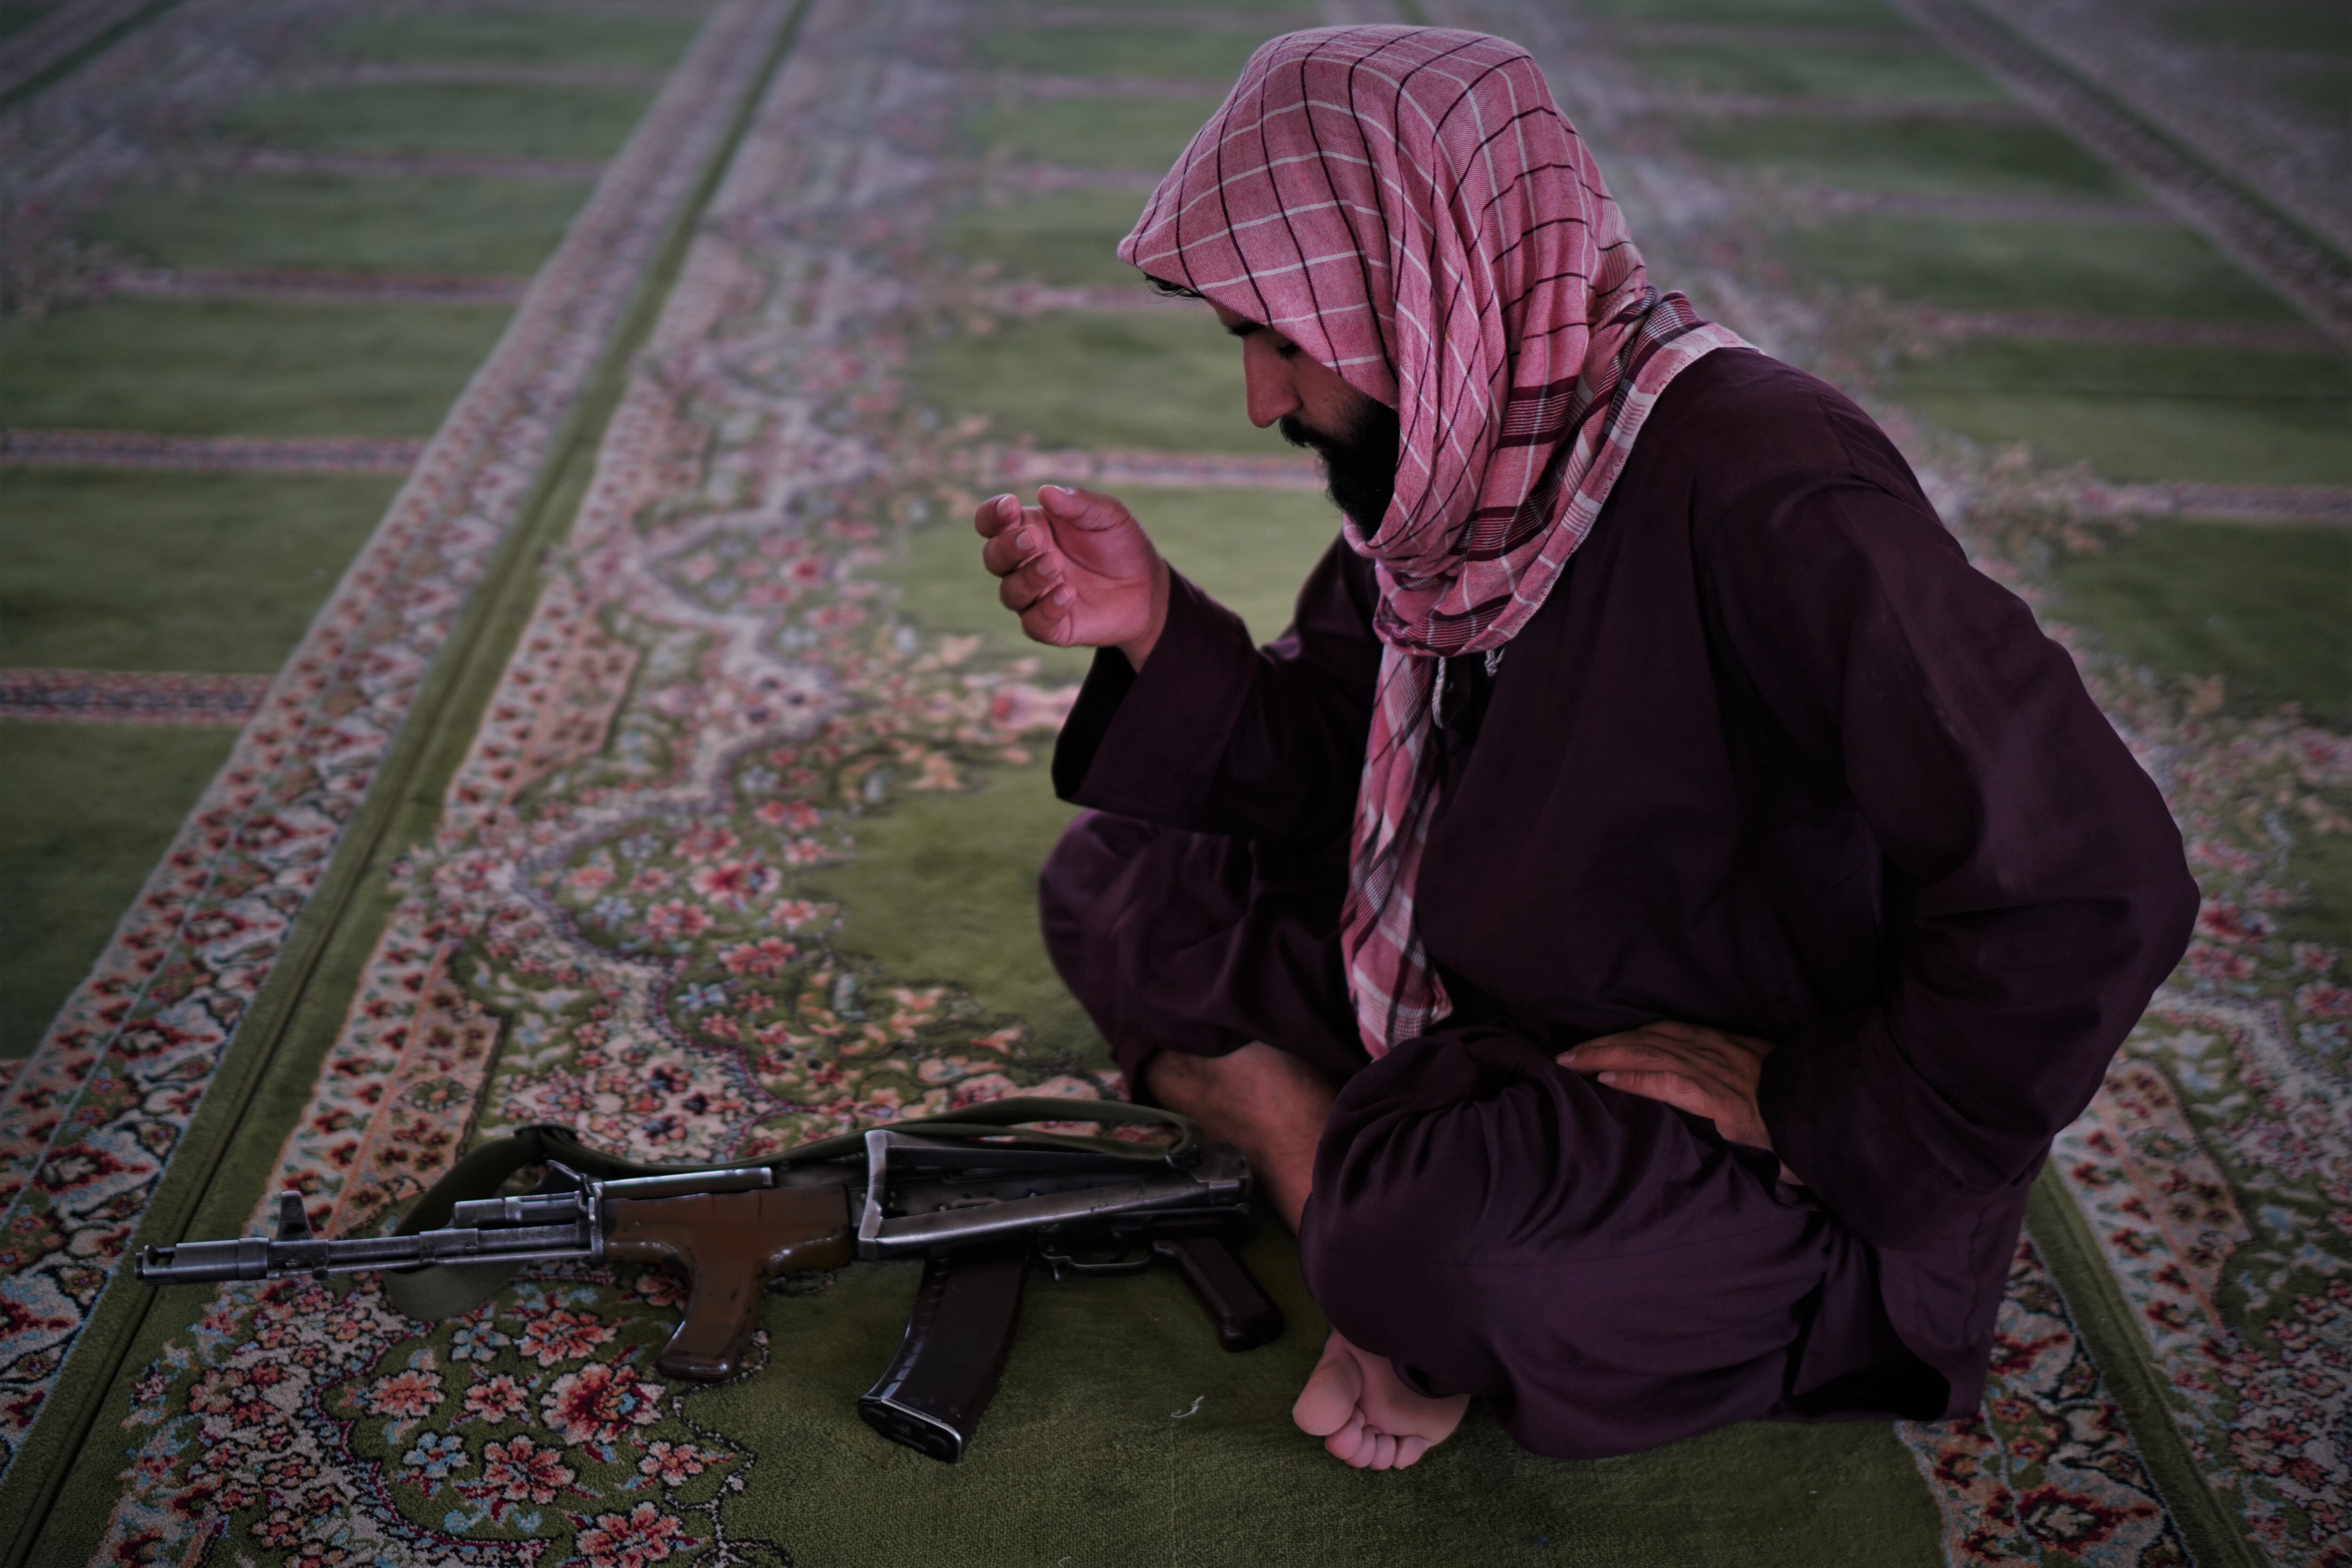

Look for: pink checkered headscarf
[1120,26,1748,1056]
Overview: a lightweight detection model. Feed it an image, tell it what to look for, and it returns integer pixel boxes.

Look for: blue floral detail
[679,982,729,1011]
[450,1318,512,1362]
[402,1430,470,1481]
[592,897,633,925]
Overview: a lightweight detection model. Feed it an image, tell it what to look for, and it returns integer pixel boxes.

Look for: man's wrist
[1116,558,1172,671]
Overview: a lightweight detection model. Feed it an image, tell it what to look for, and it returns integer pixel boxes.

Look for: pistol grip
[1150,1219,1282,1352]
[860,1238,1031,1462]
[605,1186,853,1382]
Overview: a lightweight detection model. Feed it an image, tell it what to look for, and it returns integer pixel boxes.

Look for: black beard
[1280,396,1400,533]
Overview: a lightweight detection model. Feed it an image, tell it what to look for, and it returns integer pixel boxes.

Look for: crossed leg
[1143,1042,1470,1470]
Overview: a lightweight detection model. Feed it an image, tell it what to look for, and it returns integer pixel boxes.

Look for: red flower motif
[674,825,740,863]
[461,1373,532,1423]
[756,800,822,833]
[362,1366,445,1419]
[2186,943,2256,983]
[719,938,799,977]
[542,1362,665,1447]
[644,902,712,942]
[690,861,770,906]
[2295,982,2350,1021]
[515,1307,617,1367]
[572,1500,693,1568]
[467,1434,575,1505]
[637,1440,720,1486]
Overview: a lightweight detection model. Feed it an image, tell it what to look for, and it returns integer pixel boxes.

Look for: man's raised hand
[974,485,1170,668]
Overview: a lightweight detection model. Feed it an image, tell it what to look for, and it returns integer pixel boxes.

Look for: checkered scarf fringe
[1121,25,1748,1055]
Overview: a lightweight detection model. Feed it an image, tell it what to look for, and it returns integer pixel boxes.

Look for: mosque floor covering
[0,0,2344,1562]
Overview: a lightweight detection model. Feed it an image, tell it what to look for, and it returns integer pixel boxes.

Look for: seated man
[972,26,2195,1471]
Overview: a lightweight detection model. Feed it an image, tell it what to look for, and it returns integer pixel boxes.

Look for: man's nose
[1243,341,1301,428]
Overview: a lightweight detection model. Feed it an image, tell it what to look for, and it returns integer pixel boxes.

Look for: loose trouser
[1040,809,1945,1459]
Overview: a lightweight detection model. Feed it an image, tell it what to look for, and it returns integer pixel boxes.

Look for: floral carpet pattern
[0,0,794,1484]
[11,0,2348,1561]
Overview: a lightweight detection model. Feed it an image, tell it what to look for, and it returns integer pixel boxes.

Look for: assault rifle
[134,1100,1280,1461]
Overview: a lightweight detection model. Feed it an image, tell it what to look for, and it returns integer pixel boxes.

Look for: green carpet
[966,95,1230,169]
[0,724,239,1055]
[1684,119,2137,198]
[81,174,593,275]
[919,313,1299,453]
[326,9,704,70]
[0,298,512,434]
[2050,523,2352,726]
[1785,214,2307,320]
[1621,41,2001,101]
[945,188,1156,287]
[222,82,654,160]
[978,24,1286,80]
[1891,341,2352,483]
[0,470,404,671]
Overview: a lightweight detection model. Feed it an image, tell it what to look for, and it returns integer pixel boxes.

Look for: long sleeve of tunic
[1049,348,2198,1407]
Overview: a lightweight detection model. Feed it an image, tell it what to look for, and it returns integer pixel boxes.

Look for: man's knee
[1294,1034,1575,1391]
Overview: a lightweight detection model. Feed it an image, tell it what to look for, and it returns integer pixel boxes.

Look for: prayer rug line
[305,62,672,92]
[2044,479,2352,528]
[995,71,1233,102]
[69,264,532,306]
[1899,307,2339,353]
[1628,91,2037,126]
[0,0,154,103]
[995,446,1327,491]
[1880,0,2352,345]
[0,0,801,1497]
[0,429,428,475]
[229,147,608,184]
[0,670,270,728]
[1599,20,1947,53]
[1,0,359,313]
[1793,185,2171,227]
[992,160,1160,195]
[1961,0,2347,261]
[989,4,1259,29]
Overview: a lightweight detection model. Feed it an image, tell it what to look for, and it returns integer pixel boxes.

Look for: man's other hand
[1559,1021,1802,1183]
[1292,1328,1468,1470]
[974,485,1170,668]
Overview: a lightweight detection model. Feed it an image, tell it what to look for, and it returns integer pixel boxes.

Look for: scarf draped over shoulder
[1119,25,1748,1055]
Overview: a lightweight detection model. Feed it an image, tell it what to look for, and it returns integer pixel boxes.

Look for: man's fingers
[973,492,1026,538]
[995,553,1065,613]
[1591,1067,1717,1122]
[1037,483,1136,533]
[978,523,1052,579]
[1558,1037,1683,1076]
[1018,593,1074,646]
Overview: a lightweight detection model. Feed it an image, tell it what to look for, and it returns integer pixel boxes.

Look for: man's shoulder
[1643,347,1913,501]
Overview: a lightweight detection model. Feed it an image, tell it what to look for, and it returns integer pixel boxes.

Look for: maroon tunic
[1039,348,2197,1456]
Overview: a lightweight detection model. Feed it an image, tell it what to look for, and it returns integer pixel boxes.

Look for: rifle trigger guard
[1037,1243,1152,1280]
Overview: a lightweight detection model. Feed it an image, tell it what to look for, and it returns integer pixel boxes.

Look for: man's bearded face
[1280,392,1400,533]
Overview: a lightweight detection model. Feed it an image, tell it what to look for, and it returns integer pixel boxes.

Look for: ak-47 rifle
[134,1100,1281,1462]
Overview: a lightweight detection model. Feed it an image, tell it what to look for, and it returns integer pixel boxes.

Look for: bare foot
[1291,1329,1468,1469]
